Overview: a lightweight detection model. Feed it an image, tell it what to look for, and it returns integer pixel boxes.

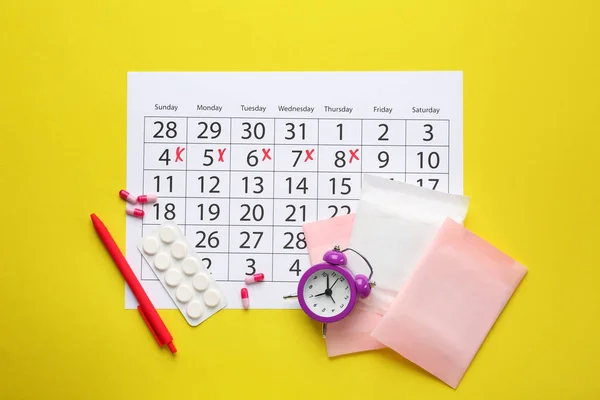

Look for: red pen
[90,213,177,354]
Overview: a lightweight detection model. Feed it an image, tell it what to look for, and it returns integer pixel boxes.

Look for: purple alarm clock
[287,245,375,327]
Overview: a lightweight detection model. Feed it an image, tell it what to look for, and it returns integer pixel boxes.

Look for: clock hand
[315,293,327,297]
[330,295,336,304]
[330,278,340,290]
[326,274,330,290]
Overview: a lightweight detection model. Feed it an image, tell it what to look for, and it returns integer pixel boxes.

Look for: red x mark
[262,148,272,161]
[349,148,360,163]
[304,149,315,162]
[175,146,185,162]
[218,148,226,162]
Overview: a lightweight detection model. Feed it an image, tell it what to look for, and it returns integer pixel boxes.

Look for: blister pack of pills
[138,223,227,326]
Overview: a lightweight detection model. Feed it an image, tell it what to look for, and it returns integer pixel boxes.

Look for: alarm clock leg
[322,323,328,338]
[283,294,298,299]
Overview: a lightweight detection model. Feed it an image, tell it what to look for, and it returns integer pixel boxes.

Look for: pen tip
[168,342,177,354]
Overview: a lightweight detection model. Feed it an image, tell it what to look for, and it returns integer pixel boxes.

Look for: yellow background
[1,0,599,398]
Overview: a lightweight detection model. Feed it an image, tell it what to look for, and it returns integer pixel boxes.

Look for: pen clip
[137,306,162,346]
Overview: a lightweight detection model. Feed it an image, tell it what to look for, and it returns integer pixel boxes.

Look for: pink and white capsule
[241,288,249,309]
[119,190,137,204]
[244,273,265,284]
[137,194,158,204]
[126,208,145,218]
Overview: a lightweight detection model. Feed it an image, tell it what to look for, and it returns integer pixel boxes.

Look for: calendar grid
[183,118,188,255]
[140,119,147,278]
[404,119,408,182]
[142,167,452,172]
[227,117,232,280]
[134,251,330,256]
[448,119,451,187]
[140,116,451,282]
[360,119,364,195]
[316,118,320,219]
[143,116,451,122]
[271,118,276,281]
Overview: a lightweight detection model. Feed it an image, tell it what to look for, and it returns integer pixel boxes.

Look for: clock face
[301,267,354,320]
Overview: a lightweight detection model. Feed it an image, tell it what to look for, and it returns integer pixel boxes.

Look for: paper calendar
[125,72,463,309]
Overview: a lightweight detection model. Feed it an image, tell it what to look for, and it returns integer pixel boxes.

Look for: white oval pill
[159,225,177,243]
[186,301,203,319]
[182,257,200,276]
[154,252,171,271]
[175,285,193,303]
[192,273,210,291]
[170,241,187,259]
[165,269,182,287]
[142,237,160,255]
[203,289,221,307]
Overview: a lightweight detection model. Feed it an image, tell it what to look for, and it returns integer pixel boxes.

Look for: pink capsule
[119,190,137,205]
[241,288,249,309]
[244,273,265,284]
[137,194,158,204]
[126,207,145,218]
